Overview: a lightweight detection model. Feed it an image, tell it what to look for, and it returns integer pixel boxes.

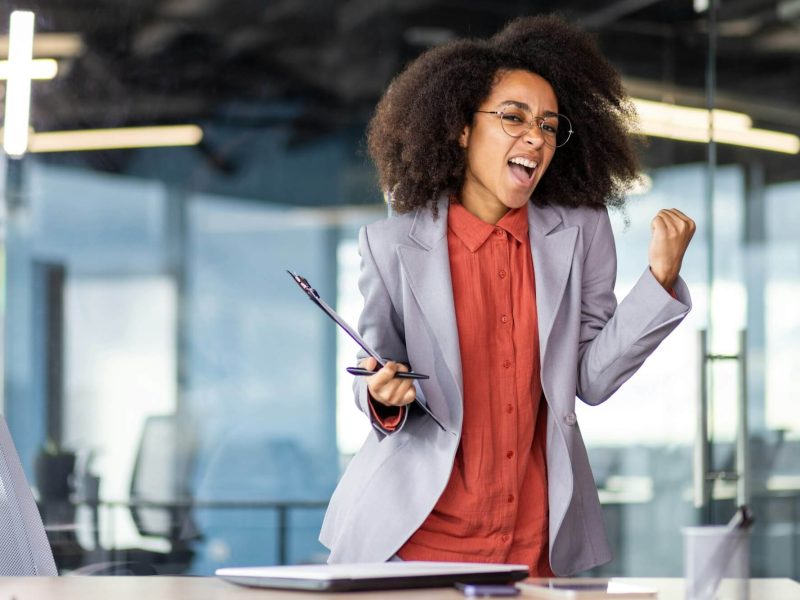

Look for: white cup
[683,526,750,600]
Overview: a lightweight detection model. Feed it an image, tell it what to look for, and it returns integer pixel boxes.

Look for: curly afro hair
[367,15,642,215]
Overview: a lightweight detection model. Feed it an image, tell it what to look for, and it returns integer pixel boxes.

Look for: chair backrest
[0,415,58,576]
[129,414,195,541]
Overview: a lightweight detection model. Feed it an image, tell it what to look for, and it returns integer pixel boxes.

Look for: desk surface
[0,577,799,600]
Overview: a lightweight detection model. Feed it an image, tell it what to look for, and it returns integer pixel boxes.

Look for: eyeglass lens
[499,106,571,147]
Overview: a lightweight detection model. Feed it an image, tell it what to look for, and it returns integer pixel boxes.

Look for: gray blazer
[319,197,691,575]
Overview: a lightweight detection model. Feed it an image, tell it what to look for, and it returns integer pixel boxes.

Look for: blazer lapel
[396,199,463,403]
[529,203,578,358]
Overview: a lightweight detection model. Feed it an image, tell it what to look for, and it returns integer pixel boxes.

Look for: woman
[319,15,695,576]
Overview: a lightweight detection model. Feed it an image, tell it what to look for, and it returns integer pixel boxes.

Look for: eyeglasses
[475,105,573,148]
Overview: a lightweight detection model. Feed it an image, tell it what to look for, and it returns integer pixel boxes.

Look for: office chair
[122,414,197,573]
[0,414,58,576]
[0,415,159,576]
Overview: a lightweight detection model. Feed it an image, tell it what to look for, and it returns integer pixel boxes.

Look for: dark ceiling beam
[337,0,439,31]
[30,94,211,129]
[577,0,668,29]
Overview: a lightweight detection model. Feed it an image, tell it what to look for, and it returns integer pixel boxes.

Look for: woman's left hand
[648,208,696,290]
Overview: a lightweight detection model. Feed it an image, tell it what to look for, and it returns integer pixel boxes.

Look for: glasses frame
[475,107,573,148]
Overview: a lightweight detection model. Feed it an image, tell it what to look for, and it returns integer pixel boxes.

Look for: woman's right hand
[361,357,417,407]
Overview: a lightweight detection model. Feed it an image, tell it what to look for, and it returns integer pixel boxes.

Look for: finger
[359,357,378,371]
[373,378,406,406]
[382,374,407,397]
[388,380,416,406]
[668,209,697,235]
[664,210,696,237]
[366,362,396,401]
[651,213,667,233]
[402,387,417,405]
[665,208,691,222]
[370,361,398,386]
[659,210,691,236]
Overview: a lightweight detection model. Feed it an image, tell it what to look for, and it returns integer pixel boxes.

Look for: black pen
[346,367,429,380]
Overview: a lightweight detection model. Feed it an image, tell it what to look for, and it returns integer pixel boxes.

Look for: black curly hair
[367,15,642,215]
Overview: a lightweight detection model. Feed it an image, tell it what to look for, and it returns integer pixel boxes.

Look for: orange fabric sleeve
[367,392,405,431]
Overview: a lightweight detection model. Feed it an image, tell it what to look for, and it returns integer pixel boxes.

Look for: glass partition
[1,1,798,577]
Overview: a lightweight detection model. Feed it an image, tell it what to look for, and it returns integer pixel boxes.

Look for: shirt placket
[493,226,517,554]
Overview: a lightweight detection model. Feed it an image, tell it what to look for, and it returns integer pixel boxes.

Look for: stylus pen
[346,367,429,380]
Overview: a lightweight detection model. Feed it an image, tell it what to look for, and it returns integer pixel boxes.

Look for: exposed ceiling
[4,0,800,179]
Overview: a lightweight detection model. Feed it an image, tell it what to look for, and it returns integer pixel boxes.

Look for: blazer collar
[529,201,564,236]
[408,195,450,250]
[409,197,565,249]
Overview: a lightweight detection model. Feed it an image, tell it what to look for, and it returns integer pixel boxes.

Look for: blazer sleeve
[576,209,692,406]
[352,224,410,435]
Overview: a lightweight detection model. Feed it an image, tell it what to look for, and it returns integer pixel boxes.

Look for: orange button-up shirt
[397,202,552,575]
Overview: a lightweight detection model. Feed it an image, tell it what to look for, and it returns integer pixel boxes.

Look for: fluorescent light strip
[0,32,83,58]
[632,98,800,154]
[3,11,35,157]
[638,119,800,154]
[711,127,800,154]
[27,125,204,153]
[0,58,57,80]
[632,98,752,131]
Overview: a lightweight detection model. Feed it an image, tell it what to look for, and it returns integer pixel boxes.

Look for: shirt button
[564,411,578,426]
[507,494,515,503]
[498,270,507,279]
[506,450,514,459]
[502,360,512,369]
[494,228,505,237]
[501,534,509,542]
[500,315,509,324]
[506,404,513,414]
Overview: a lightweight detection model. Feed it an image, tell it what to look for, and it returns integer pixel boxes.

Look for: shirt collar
[448,202,530,252]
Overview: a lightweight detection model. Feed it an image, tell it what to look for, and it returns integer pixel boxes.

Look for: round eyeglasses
[475,105,573,148]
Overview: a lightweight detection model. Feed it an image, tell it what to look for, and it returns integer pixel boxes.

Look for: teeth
[509,157,538,169]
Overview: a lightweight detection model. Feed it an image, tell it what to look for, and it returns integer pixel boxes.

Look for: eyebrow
[498,100,559,117]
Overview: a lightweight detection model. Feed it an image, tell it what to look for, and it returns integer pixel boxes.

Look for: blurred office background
[1,0,798,577]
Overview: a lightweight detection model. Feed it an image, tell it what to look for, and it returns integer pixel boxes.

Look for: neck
[459,189,509,225]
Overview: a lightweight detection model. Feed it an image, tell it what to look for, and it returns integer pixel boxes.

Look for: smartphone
[455,582,520,597]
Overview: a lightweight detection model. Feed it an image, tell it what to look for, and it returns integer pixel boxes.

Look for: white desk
[0,577,798,600]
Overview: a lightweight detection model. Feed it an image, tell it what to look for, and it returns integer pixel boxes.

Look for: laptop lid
[216,561,529,592]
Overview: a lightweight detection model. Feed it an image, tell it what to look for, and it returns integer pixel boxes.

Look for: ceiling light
[25,125,204,153]
[3,11,35,158]
[713,127,800,154]
[0,58,57,80]
[632,99,752,131]
[632,98,800,154]
[0,32,83,58]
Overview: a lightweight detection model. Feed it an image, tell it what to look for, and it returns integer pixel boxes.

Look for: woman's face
[459,69,558,224]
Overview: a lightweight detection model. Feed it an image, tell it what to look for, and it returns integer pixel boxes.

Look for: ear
[459,125,470,148]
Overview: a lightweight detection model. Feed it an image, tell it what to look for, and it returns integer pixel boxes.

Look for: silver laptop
[216,561,529,592]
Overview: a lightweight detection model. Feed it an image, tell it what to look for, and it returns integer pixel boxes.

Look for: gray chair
[0,415,160,576]
[123,414,197,573]
[0,415,58,575]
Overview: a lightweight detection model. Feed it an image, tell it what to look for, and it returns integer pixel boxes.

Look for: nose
[522,124,546,148]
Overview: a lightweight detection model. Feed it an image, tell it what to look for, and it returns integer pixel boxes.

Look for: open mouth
[508,157,537,183]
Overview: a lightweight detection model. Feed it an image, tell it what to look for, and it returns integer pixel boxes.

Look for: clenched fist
[361,357,417,407]
[649,208,696,290]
